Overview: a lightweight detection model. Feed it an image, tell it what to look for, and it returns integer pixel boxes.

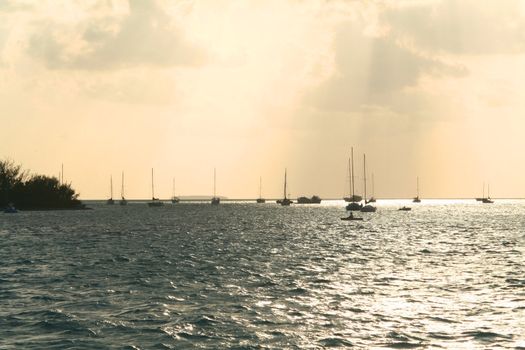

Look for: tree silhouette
[1,159,83,210]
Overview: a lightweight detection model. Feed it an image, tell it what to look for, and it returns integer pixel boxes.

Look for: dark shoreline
[9,206,92,212]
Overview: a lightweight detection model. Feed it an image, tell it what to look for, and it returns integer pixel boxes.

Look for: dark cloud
[310,21,466,113]
[308,1,525,115]
[384,0,525,55]
[28,0,205,70]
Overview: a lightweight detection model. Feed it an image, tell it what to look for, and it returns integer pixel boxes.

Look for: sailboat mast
[351,147,355,200]
[213,168,216,197]
[348,157,352,197]
[363,154,367,202]
[121,172,124,198]
[372,173,375,198]
[284,169,287,200]
[110,175,113,199]
[151,168,155,199]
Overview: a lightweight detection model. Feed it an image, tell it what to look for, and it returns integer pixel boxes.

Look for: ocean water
[1,200,524,349]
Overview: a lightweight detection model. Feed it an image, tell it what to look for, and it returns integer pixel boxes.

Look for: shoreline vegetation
[1,159,86,211]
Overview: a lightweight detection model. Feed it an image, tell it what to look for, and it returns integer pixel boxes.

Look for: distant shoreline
[15,206,93,211]
[77,197,525,202]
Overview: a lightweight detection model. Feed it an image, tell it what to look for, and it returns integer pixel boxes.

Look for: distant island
[1,159,85,210]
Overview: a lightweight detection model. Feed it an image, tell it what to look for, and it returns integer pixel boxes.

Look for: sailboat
[413,177,421,203]
[256,176,265,203]
[119,172,127,205]
[482,183,494,203]
[211,168,220,205]
[171,178,180,203]
[106,175,115,205]
[346,147,363,211]
[148,168,164,207]
[344,153,362,202]
[279,168,292,206]
[360,154,376,212]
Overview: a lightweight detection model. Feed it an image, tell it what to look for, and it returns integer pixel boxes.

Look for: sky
[2,0,525,199]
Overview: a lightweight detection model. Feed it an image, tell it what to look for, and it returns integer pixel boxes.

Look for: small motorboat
[4,203,17,213]
[398,206,412,211]
[341,215,363,221]
[341,212,363,221]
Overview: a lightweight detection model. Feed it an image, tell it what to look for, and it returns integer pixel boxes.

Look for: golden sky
[2,0,525,199]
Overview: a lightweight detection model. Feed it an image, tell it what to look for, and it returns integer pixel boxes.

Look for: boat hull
[360,205,377,212]
[279,198,292,206]
[344,195,362,202]
[297,196,322,204]
[346,202,363,211]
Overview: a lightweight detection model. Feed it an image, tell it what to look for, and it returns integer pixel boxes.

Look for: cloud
[27,0,205,70]
[0,0,34,13]
[309,20,466,113]
[305,0,525,116]
[384,0,525,55]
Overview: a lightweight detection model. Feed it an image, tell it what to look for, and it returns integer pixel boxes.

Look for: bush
[1,160,83,210]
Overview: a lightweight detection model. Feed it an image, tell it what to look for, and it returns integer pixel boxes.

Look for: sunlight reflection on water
[0,200,524,348]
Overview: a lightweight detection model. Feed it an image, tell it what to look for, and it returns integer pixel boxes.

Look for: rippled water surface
[1,200,524,349]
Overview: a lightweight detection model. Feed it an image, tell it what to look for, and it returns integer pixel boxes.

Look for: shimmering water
[1,200,524,349]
